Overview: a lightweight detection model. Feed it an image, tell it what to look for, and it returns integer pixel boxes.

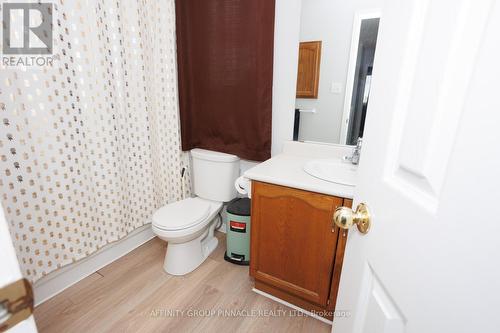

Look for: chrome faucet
[343,137,363,165]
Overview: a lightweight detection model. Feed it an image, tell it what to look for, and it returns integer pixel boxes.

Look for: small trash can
[224,198,251,265]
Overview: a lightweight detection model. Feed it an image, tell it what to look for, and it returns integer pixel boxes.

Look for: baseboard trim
[252,288,333,325]
[34,223,155,306]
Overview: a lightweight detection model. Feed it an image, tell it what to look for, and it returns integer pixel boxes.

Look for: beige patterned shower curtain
[0,0,191,282]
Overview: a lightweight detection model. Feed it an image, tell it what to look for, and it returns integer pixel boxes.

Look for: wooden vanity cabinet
[250,181,351,320]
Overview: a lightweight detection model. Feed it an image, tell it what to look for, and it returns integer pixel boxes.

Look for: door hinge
[0,278,33,333]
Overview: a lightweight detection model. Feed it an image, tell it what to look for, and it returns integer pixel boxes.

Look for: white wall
[271,0,302,156]
[296,0,383,144]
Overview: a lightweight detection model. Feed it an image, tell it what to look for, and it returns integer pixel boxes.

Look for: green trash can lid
[227,198,251,216]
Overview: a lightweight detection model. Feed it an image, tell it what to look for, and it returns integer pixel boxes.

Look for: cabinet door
[296,41,322,98]
[250,181,343,306]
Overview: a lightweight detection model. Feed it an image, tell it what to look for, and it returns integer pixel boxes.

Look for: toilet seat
[152,197,211,231]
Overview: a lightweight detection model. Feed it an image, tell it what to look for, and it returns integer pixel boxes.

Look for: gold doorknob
[333,203,371,234]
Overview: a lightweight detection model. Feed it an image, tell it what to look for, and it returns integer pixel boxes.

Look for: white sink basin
[303,159,357,186]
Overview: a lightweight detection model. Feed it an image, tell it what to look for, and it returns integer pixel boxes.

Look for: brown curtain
[175,0,275,161]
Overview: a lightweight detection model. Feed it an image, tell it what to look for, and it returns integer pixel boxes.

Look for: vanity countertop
[244,141,357,199]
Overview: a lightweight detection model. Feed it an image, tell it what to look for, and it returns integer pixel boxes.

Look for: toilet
[152,148,240,275]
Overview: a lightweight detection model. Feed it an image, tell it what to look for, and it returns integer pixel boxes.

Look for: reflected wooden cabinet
[296,41,322,98]
[250,181,351,320]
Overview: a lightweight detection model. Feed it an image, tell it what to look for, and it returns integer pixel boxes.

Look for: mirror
[293,3,381,145]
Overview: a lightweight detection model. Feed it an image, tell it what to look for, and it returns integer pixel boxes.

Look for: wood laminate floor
[34,232,331,333]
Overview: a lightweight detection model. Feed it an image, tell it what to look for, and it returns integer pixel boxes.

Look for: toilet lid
[152,198,211,231]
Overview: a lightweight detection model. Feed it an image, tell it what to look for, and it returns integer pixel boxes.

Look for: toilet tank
[191,149,240,202]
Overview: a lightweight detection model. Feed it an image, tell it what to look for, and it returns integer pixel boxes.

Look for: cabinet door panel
[296,41,322,98]
[250,181,342,306]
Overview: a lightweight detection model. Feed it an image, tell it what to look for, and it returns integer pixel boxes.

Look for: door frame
[339,10,381,145]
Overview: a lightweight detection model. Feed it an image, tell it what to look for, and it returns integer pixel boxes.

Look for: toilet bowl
[152,197,223,275]
[152,149,240,275]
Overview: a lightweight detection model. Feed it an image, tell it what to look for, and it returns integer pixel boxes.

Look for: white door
[0,205,37,333]
[333,0,500,332]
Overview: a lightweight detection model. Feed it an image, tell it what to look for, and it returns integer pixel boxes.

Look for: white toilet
[152,148,240,275]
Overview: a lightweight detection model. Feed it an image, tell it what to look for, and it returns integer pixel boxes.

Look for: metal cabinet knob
[333,203,371,234]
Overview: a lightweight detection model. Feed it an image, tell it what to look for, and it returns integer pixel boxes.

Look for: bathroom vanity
[244,141,357,322]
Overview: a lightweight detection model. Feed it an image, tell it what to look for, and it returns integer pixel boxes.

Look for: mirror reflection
[345,17,379,145]
[293,2,381,145]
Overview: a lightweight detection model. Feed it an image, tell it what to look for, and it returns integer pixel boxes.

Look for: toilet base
[163,222,218,276]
